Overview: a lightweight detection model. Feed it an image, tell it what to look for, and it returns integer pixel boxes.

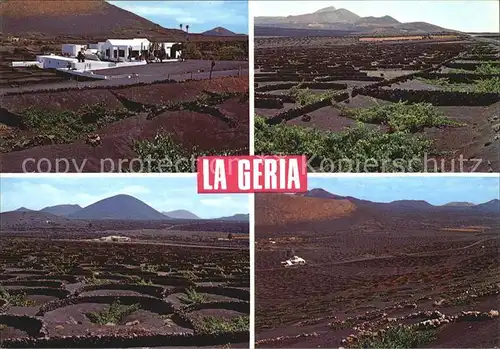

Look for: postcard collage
[0,0,499,348]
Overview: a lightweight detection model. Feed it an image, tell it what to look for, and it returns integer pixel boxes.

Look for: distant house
[98,235,131,242]
[163,42,182,59]
[101,38,150,62]
[12,37,181,74]
[62,44,86,57]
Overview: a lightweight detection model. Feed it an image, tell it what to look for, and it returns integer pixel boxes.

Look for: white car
[281,255,306,267]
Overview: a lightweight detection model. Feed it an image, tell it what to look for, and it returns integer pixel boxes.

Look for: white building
[163,42,182,59]
[88,42,105,51]
[12,37,180,74]
[99,39,182,61]
[101,38,150,62]
[98,236,131,242]
[36,54,78,69]
[62,44,86,57]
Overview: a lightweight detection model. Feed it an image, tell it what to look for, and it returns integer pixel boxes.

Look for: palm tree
[186,24,190,41]
[179,23,183,31]
[186,24,189,33]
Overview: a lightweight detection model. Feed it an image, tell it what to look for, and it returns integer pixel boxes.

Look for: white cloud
[177,17,201,24]
[113,4,188,17]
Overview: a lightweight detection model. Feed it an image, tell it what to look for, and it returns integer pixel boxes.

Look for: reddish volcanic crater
[254,191,500,348]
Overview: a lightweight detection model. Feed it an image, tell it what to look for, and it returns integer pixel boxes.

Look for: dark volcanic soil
[0,226,250,347]
[0,76,249,172]
[254,39,500,172]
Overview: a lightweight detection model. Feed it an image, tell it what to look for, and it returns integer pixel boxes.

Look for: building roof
[106,38,150,46]
[38,55,78,62]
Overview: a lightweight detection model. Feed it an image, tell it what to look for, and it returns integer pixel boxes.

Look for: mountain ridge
[216,213,250,221]
[6,195,247,221]
[256,189,498,229]
[68,194,167,220]
[40,204,83,216]
[0,0,242,40]
[302,188,498,212]
[202,26,243,37]
[162,209,200,220]
[255,6,453,35]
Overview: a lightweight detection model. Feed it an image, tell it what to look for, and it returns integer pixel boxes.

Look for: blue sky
[308,176,500,205]
[253,1,500,32]
[0,177,249,218]
[109,1,248,34]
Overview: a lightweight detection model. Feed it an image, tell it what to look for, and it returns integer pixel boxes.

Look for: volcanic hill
[255,193,357,227]
[216,213,250,221]
[0,0,186,39]
[40,204,83,216]
[202,26,240,36]
[68,194,168,220]
[255,6,452,35]
[0,211,75,229]
[162,210,200,220]
[257,188,499,229]
[14,207,35,212]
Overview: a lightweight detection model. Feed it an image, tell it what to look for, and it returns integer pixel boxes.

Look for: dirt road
[256,236,497,272]
[0,67,248,95]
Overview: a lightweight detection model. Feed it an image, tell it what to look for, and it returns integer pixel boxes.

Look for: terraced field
[0,236,249,348]
[254,38,500,172]
[0,76,249,173]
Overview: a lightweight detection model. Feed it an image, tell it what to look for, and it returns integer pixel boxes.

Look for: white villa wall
[36,55,78,69]
[62,44,84,57]
[13,38,180,72]
[12,61,42,68]
[163,42,182,58]
[101,38,150,61]
[71,60,147,71]
[89,42,104,50]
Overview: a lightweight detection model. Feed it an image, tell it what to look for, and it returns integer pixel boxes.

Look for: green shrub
[475,63,500,75]
[474,77,500,93]
[133,131,244,173]
[197,316,249,335]
[140,263,160,273]
[254,115,434,172]
[136,278,153,286]
[86,301,140,325]
[180,287,207,305]
[180,270,199,282]
[83,272,105,286]
[14,103,134,150]
[342,101,461,132]
[46,255,79,274]
[353,325,436,348]
[449,63,500,75]
[214,45,246,60]
[418,76,500,93]
[288,85,338,106]
[0,287,35,306]
[183,42,203,60]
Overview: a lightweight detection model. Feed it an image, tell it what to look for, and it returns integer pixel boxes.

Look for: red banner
[197,156,307,193]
